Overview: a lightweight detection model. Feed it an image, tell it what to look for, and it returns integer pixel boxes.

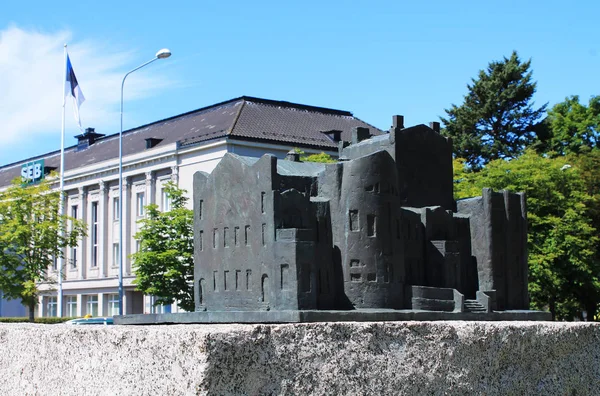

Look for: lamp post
[118,48,171,316]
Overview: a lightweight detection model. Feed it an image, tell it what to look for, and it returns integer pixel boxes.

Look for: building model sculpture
[118,115,550,324]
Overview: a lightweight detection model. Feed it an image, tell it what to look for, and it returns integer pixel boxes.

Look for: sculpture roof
[208,153,327,178]
[276,160,326,177]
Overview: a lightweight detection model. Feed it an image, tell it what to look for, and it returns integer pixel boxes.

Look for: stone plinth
[0,322,598,395]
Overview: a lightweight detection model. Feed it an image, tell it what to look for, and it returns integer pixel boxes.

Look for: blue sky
[1,1,598,166]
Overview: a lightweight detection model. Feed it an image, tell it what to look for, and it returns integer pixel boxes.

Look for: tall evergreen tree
[441,51,547,168]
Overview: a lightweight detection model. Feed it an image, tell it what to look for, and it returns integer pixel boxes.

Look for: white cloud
[0,26,174,151]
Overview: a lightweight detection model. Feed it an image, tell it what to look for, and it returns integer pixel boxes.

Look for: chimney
[352,127,371,144]
[321,130,342,143]
[392,115,404,130]
[285,150,301,162]
[429,122,440,133]
[75,127,105,151]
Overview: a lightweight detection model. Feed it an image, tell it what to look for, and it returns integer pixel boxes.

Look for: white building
[0,96,380,317]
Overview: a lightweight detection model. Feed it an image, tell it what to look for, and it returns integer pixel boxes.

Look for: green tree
[535,95,600,156]
[441,51,547,168]
[293,148,337,163]
[454,151,600,320]
[301,152,336,163]
[132,183,194,312]
[0,178,86,322]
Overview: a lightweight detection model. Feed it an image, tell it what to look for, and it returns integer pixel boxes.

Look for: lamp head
[156,48,171,59]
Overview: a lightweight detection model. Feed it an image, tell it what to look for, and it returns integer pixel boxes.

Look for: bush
[0,317,78,324]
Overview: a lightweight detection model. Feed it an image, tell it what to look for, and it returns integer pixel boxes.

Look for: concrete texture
[0,321,598,395]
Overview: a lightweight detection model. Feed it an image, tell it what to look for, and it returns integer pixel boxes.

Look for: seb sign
[21,159,45,184]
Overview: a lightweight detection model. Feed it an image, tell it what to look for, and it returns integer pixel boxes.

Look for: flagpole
[57,44,67,318]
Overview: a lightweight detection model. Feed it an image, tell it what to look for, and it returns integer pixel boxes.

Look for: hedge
[0,317,78,324]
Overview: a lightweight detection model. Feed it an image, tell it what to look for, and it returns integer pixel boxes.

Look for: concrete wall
[0,322,598,395]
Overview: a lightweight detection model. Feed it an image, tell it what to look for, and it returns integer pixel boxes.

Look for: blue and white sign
[21,159,45,184]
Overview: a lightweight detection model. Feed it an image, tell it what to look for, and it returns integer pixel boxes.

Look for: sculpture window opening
[198,279,205,305]
[261,275,269,303]
[367,214,376,237]
[246,270,252,290]
[349,210,359,231]
[280,264,289,290]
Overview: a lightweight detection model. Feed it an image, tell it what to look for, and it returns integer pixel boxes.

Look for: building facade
[0,97,378,317]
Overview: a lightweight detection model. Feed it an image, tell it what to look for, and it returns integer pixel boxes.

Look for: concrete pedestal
[0,322,598,395]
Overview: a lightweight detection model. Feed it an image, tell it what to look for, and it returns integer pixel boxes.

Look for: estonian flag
[65,54,85,129]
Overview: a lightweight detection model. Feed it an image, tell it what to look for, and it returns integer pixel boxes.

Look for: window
[136,192,145,217]
[91,202,98,267]
[46,296,57,317]
[52,256,57,271]
[153,303,171,314]
[113,197,119,221]
[108,294,119,316]
[112,243,119,268]
[70,246,77,269]
[113,197,121,221]
[70,205,78,269]
[161,188,171,211]
[66,296,77,317]
[86,295,98,317]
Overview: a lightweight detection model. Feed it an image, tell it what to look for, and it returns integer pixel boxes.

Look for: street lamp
[118,48,171,316]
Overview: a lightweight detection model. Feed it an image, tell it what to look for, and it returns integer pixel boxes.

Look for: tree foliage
[301,152,336,163]
[132,183,194,312]
[0,178,86,321]
[535,95,600,156]
[293,148,337,163]
[441,51,547,168]
[454,151,600,320]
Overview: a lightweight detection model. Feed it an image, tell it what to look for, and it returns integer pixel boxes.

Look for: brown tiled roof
[0,96,383,187]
